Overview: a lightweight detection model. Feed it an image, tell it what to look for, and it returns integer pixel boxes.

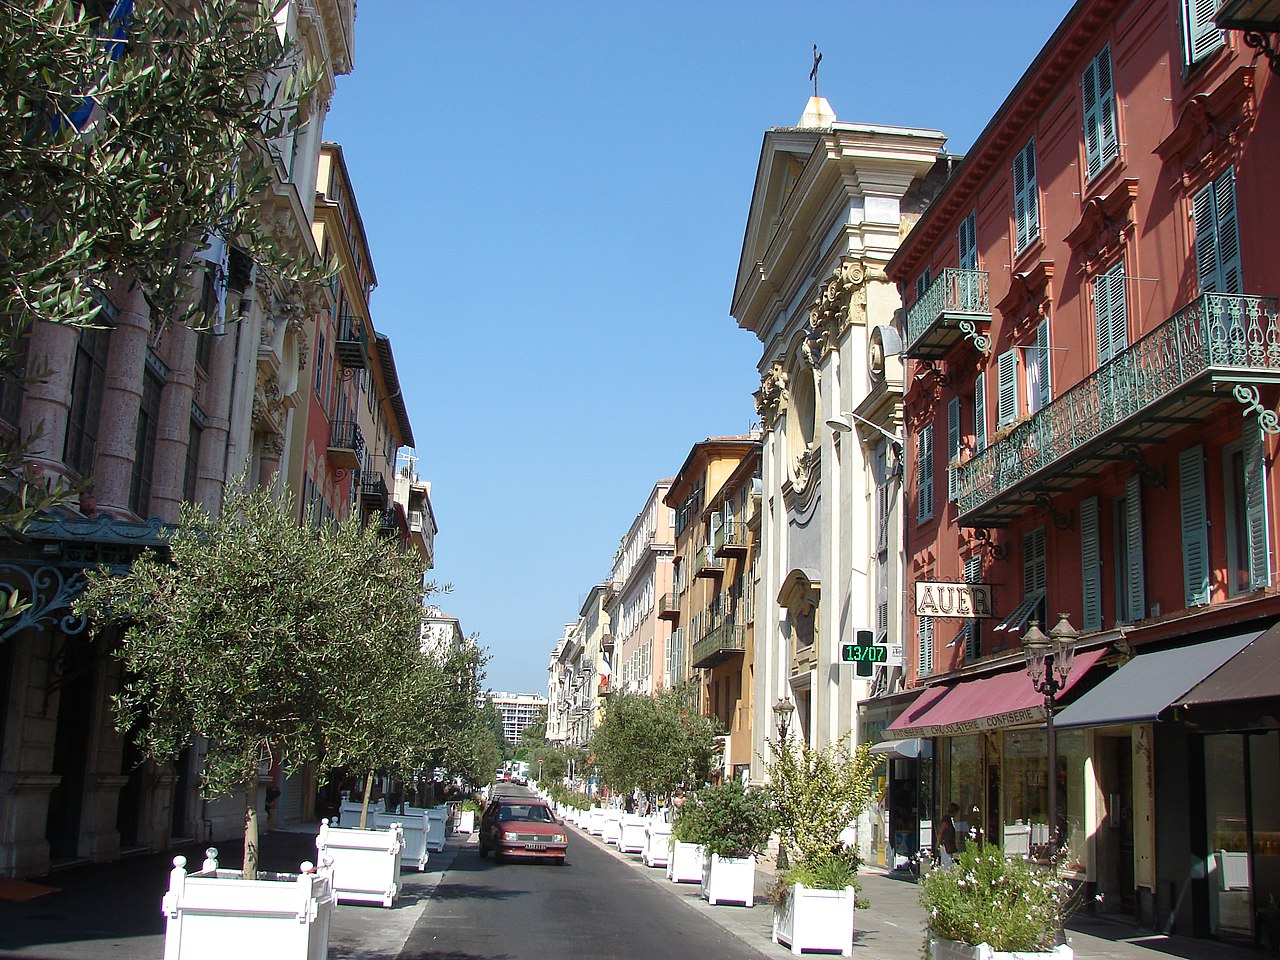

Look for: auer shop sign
[914,581,993,619]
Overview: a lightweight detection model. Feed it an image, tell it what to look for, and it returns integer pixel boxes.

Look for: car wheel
[493,848,504,863]
[554,856,566,866]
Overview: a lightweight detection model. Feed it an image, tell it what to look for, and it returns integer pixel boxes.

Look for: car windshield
[498,804,554,822]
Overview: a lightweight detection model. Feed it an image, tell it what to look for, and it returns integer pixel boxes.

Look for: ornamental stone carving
[754,362,790,428]
[805,257,878,361]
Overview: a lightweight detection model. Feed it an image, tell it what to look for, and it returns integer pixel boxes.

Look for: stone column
[18,320,80,473]
[194,325,237,515]
[257,433,284,489]
[148,324,196,523]
[93,285,151,517]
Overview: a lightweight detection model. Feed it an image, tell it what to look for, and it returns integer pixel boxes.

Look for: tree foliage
[766,735,879,870]
[677,779,775,859]
[589,686,720,798]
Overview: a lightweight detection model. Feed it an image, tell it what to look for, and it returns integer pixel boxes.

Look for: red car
[477,799,568,864]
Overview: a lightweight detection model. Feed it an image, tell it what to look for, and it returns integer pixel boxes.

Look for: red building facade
[877,0,1280,940]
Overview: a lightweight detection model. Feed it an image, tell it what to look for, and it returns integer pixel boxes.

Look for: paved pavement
[0,817,1268,960]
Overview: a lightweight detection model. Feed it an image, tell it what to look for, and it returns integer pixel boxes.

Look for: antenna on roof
[810,44,823,98]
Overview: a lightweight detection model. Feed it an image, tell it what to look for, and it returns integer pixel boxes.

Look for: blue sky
[323,1,1075,695]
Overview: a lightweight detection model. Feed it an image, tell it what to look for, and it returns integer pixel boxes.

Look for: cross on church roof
[810,44,822,98]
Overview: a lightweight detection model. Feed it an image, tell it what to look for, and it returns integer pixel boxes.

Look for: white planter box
[642,822,673,867]
[456,809,476,834]
[424,807,447,851]
[162,852,334,960]
[666,840,705,883]
[700,853,756,906]
[371,813,429,872]
[601,810,623,845]
[772,883,855,956]
[338,798,385,827]
[619,815,649,854]
[588,807,607,835]
[316,820,403,907]
[929,935,1073,960]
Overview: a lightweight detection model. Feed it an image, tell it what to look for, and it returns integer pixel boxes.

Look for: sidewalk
[574,824,1263,960]
[0,824,462,960]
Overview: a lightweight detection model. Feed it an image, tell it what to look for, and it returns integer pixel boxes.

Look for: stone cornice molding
[1065,178,1139,276]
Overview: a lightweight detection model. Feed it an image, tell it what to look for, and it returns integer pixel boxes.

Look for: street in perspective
[3,2,1280,960]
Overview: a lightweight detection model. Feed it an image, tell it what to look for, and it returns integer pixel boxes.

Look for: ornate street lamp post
[1020,614,1079,859]
[773,696,796,743]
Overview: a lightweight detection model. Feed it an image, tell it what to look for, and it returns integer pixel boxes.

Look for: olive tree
[78,484,429,878]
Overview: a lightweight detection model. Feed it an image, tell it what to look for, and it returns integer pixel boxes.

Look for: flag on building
[599,653,611,690]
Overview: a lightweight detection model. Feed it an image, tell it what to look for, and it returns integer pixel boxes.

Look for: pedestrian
[938,802,959,867]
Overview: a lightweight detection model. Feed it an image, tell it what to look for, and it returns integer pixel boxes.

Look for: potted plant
[919,844,1073,960]
[691,780,775,907]
[767,736,879,956]
[667,793,706,883]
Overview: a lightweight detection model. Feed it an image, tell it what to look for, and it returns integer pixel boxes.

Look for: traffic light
[841,628,886,677]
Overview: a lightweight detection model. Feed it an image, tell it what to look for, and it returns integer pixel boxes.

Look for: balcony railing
[691,622,746,669]
[658,592,680,621]
[955,293,1280,525]
[693,544,724,578]
[327,420,364,471]
[376,508,400,538]
[905,268,990,359]
[360,470,387,511]
[714,521,748,557]
[334,314,368,369]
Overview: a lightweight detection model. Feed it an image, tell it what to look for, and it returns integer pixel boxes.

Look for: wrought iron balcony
[691,622,746,669]
[334,314,368,369]
[714,521,748,558]
[658,592,680,622]
[360,470,387,511]
[693,544,724,578]
[327,420,364,471]
[376,508,400,538]
[955,293,1280,525]
[905,268,990,359]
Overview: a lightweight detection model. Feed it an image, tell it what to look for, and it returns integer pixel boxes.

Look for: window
[918,615,934,677]
[997,348,1018,427]
[1182,0,1224,66]
[958,211,977,271]
[1178,445,1211,608]
[947,396,961,502]
[314,331,326,397]
[1081,497,1103,631]
[917,423,934,522]
[1113,475,1146,622]
[1193,168,1241,296]
[1024,526,1048,628]
[875,442,890,553]
[130,356,165,515]
[1225,430,1272,595]
[974,371,988,451]
[1025,321,1052,414]
[1094,261,1128,366]
[1082,44,1119,179]
[963,554,982,661]
[915,267,932,301]
[1013,138,1040,253]
[64,324,111,476]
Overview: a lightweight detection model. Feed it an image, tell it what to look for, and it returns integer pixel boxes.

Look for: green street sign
[841,628,886,677]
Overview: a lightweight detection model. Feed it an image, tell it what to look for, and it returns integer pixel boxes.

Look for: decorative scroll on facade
[754,362,790,428]
[1065,179,1139,277]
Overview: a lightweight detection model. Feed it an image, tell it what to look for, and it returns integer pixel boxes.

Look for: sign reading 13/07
[841,629,886,677]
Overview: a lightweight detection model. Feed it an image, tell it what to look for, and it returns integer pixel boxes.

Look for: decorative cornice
[1155,65,1256,191]
[1065,178,1139,276]
[806,257,879,359]
[995,260,1056,323]
[754,362,790,428]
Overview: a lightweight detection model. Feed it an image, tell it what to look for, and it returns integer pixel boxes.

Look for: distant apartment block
[489,692,548,745]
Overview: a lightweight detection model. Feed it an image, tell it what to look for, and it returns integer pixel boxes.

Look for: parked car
[477,799,568,864]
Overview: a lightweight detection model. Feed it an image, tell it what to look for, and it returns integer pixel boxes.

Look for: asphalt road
[401,785,772,960]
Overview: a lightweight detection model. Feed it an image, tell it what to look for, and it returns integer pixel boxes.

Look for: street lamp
[1021,614,1080,860]
[773,696,796,742]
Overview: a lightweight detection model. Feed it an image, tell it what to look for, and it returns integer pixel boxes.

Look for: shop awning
[1053,630,1260,730]
[870,738,932,759]
[885,648,1108,738]
[1160,622,1280,730]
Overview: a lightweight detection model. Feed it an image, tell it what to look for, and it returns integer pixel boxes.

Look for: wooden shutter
[948,397,961,502]
[1245,425,1272,591]
[1024,526,1047,595]
[918,423,934,522]
[974,371,988,451]
[1193,179,1220,294]
[1081,497,1102,630]
[1095,263,1128,365]
[1180,445,1210,607]
[1014,139,1039,252]
[964,554,982,661]
[1215,168,1241,295]
[997,349,1018,426]
[1125,473,1146,621]
[918,616,934,677]
[1083,45,1118,178]
[1184,0,1223,64]
[958,211,977,271]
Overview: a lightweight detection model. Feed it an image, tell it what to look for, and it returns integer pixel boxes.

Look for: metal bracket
[1034,493,1075,531]
[1241,29,1280,76]
[915,360,951,389]
[0,562,88,644]
[959,320,991,354]
[1234,384,1280,435]
[1121,443,1169,489]
[969,528,1009,562]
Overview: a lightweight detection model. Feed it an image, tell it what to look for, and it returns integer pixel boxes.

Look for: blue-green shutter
[1083,45,1118,179]
[1032,320,1052,411]
[974,371,988,451]
[1081,497,1102,630]
[958,211,977,271]
[1193,180,1220,294]
[1184,0,1223,65]
[1180,445,1210,607]
[1014,139,1039,252]
[964,554,982,661]
[918,423,934,521]
[918,615,934,677]
[1215,169,1241,295]
[1095,262,1128,365]
[1245,425,1272,591]
[997,349,1018,426]
[947,397,961,502]
[1125,474,1145,620]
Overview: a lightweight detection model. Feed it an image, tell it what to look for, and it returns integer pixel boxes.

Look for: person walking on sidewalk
[938,803,959,867]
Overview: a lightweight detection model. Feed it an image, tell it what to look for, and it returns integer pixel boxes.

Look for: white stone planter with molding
[666,840,705,883]
[700,853,756,906]
[772,883,855,956]
[371,813,428,872]
[928,934,1073,960]
[642,821,673,867]
[315,819,403,907]
[619,815,649,854]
